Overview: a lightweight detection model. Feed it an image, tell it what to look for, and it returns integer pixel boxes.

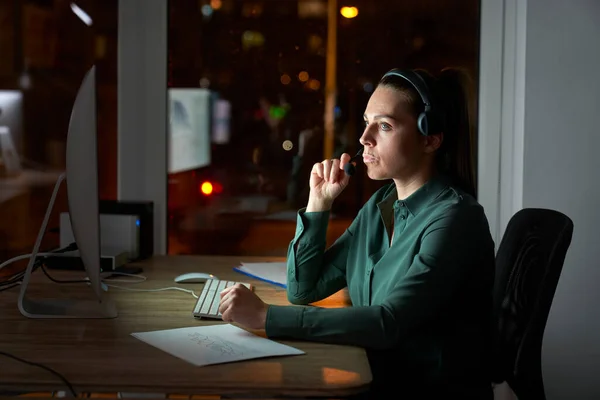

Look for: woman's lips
[363,154,377,163]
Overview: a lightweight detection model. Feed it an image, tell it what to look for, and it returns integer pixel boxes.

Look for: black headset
[381,68,444,136]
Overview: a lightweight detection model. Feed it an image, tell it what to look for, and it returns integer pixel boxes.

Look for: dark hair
[378,68,476,198]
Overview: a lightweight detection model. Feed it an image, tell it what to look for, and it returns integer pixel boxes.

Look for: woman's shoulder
[428,183,490,232]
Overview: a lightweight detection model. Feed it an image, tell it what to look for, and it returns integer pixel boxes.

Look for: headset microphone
[344,148,364,176]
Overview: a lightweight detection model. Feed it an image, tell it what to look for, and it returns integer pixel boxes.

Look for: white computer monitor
[0,126,22,175]
[168,88,212,174]
[0,90,23,153]
[17,66,117,319]
[0,90,24,175]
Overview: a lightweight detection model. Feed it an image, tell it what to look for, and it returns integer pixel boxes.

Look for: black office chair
[491,208,573,400]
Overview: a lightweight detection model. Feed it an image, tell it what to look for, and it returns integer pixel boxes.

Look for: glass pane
[167,0,480,256]
[0,1,118,275]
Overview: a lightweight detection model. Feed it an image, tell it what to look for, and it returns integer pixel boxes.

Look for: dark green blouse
[266,175,495,393]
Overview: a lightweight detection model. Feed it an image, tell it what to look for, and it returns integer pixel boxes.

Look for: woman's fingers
[322,159,332,182]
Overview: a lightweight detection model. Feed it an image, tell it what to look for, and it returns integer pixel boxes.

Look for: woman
[219,68,495,398]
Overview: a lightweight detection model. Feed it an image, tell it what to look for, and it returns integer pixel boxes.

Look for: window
[0,0,118,268]
[165,0,481,256]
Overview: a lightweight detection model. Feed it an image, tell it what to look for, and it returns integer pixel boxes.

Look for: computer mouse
[174,272,218,284]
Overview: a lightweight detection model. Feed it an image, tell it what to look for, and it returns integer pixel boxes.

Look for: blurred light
[334,106,342,118]
[252,148,261,164]
[412,36,425,50]
[200,181,213,195]
[298,71,309,82]
[298,1,327,18]
[242,30,265,50]
[95,35,107,59]
[201,4,213,17]
[70,2,93,26]
[307,34,323,53]
[210,0,222,10]
[242,3,263,17]
[282,140,293,151]
[340,6,358,19]
[363,82,374,92]
[18,72,31,90]
[269,105,287,120]
[213,181,223,194]
[280,74,291,85]
[307,79,321,91]
[136,220,140,227]
[199,77,210,88]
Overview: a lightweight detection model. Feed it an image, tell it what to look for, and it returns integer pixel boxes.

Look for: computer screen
[0,91,24,173]
[18,66,117,319]
[168,88,212,174]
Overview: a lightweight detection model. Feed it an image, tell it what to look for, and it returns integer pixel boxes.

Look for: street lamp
[340,6,358,19]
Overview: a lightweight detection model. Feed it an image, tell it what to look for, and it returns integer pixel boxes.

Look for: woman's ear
[424,132,444,154]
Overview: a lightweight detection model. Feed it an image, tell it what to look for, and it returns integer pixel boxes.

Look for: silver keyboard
[192,279,252,319]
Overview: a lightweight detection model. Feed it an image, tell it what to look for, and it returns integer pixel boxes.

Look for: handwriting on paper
[131,324,305,367]
[188,332,242,356]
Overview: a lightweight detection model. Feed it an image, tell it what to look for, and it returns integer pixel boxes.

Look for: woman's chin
[366,168,388,181]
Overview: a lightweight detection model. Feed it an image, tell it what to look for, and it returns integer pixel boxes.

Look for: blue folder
[233,266,287,289]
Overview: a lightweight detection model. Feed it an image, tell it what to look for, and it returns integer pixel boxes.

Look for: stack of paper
[131,324,304,367]
[233,261,287,288]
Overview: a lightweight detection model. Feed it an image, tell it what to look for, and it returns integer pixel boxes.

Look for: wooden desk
[0,255,371,398]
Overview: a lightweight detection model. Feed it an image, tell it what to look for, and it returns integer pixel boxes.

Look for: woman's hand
[307,153,352,211]
[218,284,268,330]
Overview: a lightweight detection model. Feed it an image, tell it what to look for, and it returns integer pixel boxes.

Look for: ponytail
[435,68,477,198]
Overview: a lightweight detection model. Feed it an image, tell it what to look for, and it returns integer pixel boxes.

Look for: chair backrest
[491,208,574,399]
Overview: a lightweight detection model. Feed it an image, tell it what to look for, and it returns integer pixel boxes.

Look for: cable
[0,243,82,289]
[0,259,44,292]
[104,284,198,298]
[0,252,58,272]
[40,263,88,284]
[100,271,147,284]
[0,264,147,293]
[0,243,78,274]
[0,350,76,397]
[0,281,21,291]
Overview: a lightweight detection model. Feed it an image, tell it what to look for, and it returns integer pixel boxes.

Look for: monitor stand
[17,173,117,319]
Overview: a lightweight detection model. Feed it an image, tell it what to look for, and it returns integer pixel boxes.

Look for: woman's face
[360,85,430,181]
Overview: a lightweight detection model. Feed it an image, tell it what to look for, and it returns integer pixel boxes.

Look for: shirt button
[400,215,406,220]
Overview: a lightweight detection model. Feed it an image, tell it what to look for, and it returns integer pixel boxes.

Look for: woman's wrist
[306,197,332,212]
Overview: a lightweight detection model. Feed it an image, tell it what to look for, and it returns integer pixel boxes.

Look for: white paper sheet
[131,324,304,367]
[233,262,288,288]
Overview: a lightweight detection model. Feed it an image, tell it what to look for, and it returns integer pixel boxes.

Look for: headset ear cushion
[417,112,429,136]
[420,110,444,136]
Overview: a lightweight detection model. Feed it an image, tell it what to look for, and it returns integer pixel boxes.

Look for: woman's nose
[359,125,374,146]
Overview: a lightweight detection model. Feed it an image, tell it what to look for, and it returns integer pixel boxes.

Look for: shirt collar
[377,175,449,217]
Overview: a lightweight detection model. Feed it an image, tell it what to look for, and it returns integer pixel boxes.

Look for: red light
[200,181,213,195]
[213,182,223,194]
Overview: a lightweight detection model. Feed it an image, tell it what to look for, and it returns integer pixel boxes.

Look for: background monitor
[18,66,117,319]
[0,126,22,175]
[168,88,212,174]
[0,90,23,157]
[212,97,231,145]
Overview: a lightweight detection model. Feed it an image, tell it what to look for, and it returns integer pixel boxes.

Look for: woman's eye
[363,120,369,128]
[380,122,391,131]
